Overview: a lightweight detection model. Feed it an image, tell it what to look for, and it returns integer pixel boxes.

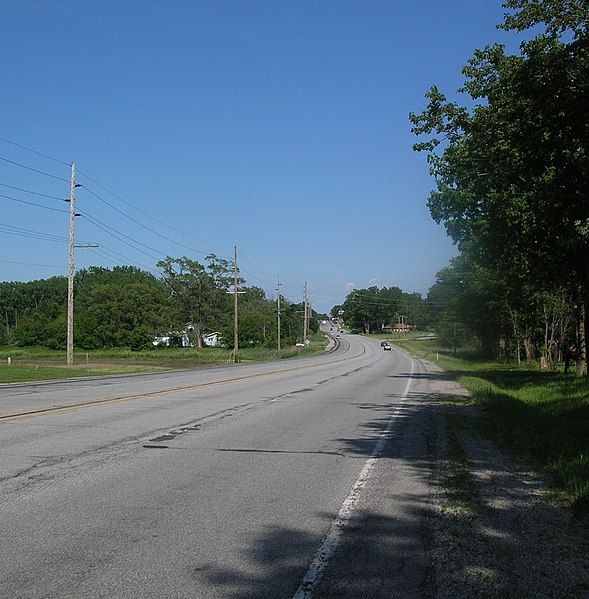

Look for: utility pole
[66,162,78,366]
[276,274,281,351]
[303,281,308,344]
[232,245,239,363]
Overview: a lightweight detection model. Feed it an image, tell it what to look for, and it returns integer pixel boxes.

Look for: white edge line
[293,345,415,598]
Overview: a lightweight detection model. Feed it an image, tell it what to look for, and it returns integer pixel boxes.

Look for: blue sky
[0,1,526,311]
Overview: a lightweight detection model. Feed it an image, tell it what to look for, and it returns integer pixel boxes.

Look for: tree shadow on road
[196,385,589,598]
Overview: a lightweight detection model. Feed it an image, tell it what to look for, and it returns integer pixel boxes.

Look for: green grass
[0,332,329,384]
[381,335,589,514]
[0,363,169,384]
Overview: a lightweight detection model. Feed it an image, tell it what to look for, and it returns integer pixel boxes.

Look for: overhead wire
[94,244,158,273]
[0,156,70,183]
[0,136,308,287]
[0,192,69,213]
[0,259,63,268]
[237,266,270,286]
[76,168,232,250]
[84,248,120,269]
[0,136,70,166]
[79,184,229,259]
[239,252,303,285]
[78,211,164,262]
[0,222,68,243]
[0,182,66,201]
[342,297,456,309]
[83,247,158,276]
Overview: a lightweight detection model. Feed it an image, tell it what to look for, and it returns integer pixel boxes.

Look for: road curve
[0,334,423,598]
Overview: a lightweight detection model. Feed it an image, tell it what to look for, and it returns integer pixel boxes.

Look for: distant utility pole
[66,162,78,366]
[228,245,244,363]
[303,281,308,344]
[276,274,281,351]
[232,245,239,363]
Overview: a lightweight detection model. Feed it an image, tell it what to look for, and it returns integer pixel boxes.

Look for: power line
[238,266,269,285]
[239,252,303,286]
[0,192,69,213]
[0,138,306,288]
[78,212,163,262]
[0,259,63,268]
[0,136,70,166]
[0,223,68,243]
[0,155,70,182]
[80,184,228,258]
[84,247,158,276]
[77,169,232,250]
[0,138,292,281]
[84,248,120,269]
[343,296,452,307]
[0,222,92,245]
[0,182,65,201]
[91,244,158,273]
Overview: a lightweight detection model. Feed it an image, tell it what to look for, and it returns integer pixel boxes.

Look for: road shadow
[194,380,589,598]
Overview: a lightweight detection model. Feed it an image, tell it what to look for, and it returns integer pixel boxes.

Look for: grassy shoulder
[371,333,589,514]
[0,332,329,384]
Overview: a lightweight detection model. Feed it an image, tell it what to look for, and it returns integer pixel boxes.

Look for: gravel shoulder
[423,358,589,598]
[318,352,589,598]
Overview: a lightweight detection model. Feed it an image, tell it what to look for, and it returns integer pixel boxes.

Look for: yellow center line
[0,341,369,423]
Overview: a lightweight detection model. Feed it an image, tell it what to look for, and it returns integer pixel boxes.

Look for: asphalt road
[0,333,432,598]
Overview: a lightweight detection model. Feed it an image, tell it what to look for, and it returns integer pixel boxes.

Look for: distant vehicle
[336,334,341,338]
[382,342,392,351]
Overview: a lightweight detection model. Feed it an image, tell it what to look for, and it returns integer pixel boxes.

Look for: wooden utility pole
[232,245,239,363]
[303,281,308,344]
[66,162,77,366]
[276,274,281,351]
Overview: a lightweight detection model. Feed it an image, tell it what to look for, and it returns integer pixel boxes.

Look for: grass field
[0,333,329,384]
[381,334,589,513]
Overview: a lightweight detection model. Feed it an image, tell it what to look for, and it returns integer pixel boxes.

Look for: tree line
[408,0,588,374]
[0,256,318,350]
[332,286,431,335]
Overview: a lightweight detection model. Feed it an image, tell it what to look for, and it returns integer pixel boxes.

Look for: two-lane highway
[0,334,427,598]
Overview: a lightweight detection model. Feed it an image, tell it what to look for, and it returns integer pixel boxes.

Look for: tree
[410,0,589,372]
[157,255,233,347]
[339,285,427,334]
[75,266,170,349]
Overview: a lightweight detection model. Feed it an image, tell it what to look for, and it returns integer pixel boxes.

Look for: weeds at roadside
[374,334,589,514]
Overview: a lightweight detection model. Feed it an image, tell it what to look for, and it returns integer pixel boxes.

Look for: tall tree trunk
[523,333,535,361]
[578,295,588,377]
[543,303,550,366]
[510,309,521,365]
